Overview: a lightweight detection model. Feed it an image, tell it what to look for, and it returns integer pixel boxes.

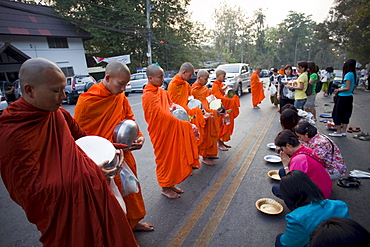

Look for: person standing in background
[286,61,308,110]
[277,65,297,112]
[329,59,357,137]
[305,61,318,121]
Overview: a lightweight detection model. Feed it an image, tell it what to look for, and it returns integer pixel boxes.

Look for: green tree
[325,0,370,65]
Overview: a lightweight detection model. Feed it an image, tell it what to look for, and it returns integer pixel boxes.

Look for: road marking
[167,107,276,247]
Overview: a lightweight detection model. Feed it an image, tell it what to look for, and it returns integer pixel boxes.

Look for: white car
[0,89,9,115]
[129,73,148,92]
[207,63,252,96]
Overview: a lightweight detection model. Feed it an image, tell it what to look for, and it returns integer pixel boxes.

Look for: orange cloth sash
[211,80,240,142]
[74,82,145,228]
[0,98,137,246]
[142,83,197,187]
[250,71,265,107]
[190,82,220,157]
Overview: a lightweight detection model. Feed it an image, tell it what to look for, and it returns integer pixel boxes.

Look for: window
[47,37,69,48]
[61,67,74,77]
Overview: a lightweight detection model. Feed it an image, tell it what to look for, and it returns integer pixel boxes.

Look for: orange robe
[190,82,220,157]
[74,82,146,228]
[0,98,137,247]
[168,74,205,158]
[211,80,240,142]
[142,83,198,187]
[250,71,265,107]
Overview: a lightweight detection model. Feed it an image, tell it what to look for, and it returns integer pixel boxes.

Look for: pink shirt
[290,145,332,199]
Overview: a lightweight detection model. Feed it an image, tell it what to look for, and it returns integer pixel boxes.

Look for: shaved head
[197,69,209,77]
[105,61,130,77]
[179,62,194,72]
[216,69,226,77]
[146,64,163,77]
[19,57,63,92]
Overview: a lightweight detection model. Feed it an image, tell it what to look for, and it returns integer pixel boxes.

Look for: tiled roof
[0,0,91,40]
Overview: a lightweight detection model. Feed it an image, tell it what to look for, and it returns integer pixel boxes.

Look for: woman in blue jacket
[275,170,350,247]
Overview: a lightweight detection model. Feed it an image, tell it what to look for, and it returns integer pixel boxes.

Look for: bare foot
[218,145,228,151]
[133,222,154,232]
[161,187,180,199]
[207,156,219,159]
[253,106,260,109]
[170,186,184,193]
[202,157,215,166]
[223,143,232,148]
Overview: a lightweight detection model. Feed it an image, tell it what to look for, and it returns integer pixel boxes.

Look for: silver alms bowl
[113,120,139,146]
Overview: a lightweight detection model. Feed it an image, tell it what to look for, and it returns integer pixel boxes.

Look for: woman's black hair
[281,103,297,113]
[310,217,370,247]
[274,129,300,147]
[283,64,293,76]
[307,61,317,77]
[297,61,308,71]
[280,170,323,211]
[293,121,317,138]
[280,109,300,131]
[325,67,334,73]
[342,59,357,84]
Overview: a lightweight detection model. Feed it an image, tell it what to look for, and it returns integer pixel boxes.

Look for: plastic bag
[270,85,277,96]
[286,89,295,99]
[109,178,127,214]
[120,161,140,197]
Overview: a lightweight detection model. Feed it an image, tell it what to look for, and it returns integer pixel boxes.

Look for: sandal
[353,132,366,139]
[347,127,353,133]
[359,133,370,141]
[337,177,361,188]
[353,127,361,132]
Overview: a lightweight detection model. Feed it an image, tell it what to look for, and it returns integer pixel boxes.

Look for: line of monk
[0,58,241,246]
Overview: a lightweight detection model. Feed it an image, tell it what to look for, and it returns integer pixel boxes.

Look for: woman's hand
[280,151,291,167]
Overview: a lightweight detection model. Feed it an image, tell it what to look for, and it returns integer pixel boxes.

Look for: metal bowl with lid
[113,119,139,147]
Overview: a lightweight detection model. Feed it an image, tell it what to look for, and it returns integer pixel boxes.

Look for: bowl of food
[113,119,139,147]
[187,99,203,110]
[255,198,283,215]
[225,88,236,98]
[267,170,281,180]
[264,155,282,163]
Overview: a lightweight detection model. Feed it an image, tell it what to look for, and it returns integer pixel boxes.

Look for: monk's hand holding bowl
[129,136,145,151]
[98,149,124,181]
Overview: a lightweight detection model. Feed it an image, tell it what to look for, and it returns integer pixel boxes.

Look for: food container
[187,99,203,109]
[264,155,282,163]
[255,198,283,215]
[225,88,236,98]
[209,99,226,114]
[172,108,190,121]
[113,119,139,147]
[267,170,281,180]
[76,135,118,170]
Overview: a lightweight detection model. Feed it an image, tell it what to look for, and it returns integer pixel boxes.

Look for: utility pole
[146,0,152,66]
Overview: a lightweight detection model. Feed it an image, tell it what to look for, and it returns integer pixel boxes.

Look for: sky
[188,0,335,28]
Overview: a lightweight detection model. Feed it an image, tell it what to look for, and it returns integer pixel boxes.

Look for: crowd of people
[1,56,369,246]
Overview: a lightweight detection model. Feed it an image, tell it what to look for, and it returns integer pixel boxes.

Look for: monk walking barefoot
[142,65,198,199]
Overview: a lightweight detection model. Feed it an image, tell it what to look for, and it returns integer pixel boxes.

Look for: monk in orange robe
[0,58,137,246]
[251,68,265,109]
[142,65,198,199]
[211,69,240,151]
[74,61,153,232]
[167,62,205,168]
[190,69,220,166]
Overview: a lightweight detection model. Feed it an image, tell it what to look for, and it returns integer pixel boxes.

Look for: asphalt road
[1,79,370,246]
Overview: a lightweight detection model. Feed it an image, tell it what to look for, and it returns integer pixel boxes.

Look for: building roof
[0,0,91,40]
[0,41,30,63]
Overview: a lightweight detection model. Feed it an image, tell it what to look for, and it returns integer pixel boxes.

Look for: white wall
[0,35,88,75]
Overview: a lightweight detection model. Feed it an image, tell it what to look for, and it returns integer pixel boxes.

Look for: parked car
[332,70,343,89]
[0,89,8,115]
[207,63,252,96]
[13,79,21,99]
[129,73,148,92]
[259,69,269,78]
[64,75,96,105]
[96,79,131,96]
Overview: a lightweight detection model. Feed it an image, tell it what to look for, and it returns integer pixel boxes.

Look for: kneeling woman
[275,170,350,247]
[293,121,347,180]
[272,130,332,199]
